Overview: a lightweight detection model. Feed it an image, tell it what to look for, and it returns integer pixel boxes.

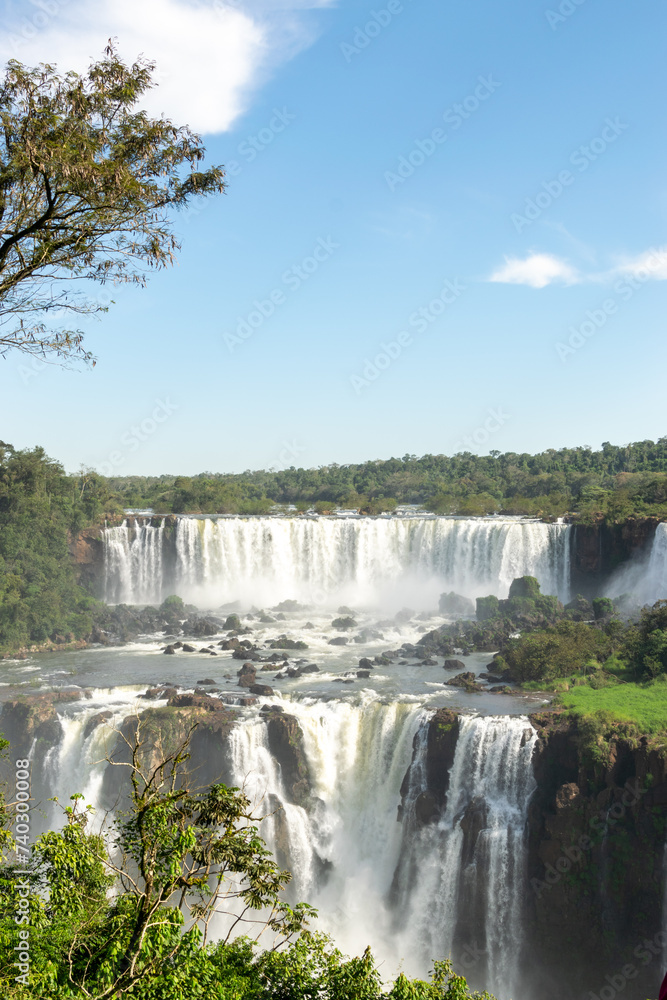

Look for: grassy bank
[556,677,667,734]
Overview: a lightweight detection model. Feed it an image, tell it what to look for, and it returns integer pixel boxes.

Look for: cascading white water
[606,521,667,606]
[104,515,571,607]
[104,518,165,604]
[38,687,166,836]
[393,715,536,1000]
[228,702,535,998]
[644,523,667,604]
[228,697,427,961]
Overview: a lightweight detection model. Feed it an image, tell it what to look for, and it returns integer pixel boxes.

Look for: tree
[0,723,498,998]
[0,42,225,365]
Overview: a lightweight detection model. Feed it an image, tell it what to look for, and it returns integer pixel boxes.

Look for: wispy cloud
[0,0,336,134]
[611,247,667,281]
[489,253,580,288]
[488,245,667,288]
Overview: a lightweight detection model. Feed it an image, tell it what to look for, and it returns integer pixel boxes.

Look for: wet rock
[249,684,274,697]
[446,672,483,692]
[223,614,242,630]
[438,592,475,616]
[83,711,113,740]
[181,643,196,652]
[188,618,218,637]
[331,616,357,630]
[415,790,438,825]
[358,657,373,669]
[328,636,348,645]
[237,663,257,688]
[273,600,304,612]
[233,648,260,660]
[269,638,309,650]
[197,678,216,686]
[443,658,466,671]
[218,638,239,649]
[163,645,176,654]
[265,713,311,806]
[357,670,371,679]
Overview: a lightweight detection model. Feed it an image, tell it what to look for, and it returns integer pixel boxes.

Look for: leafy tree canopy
[0,42,225,364]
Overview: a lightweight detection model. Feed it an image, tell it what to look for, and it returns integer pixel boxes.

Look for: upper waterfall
[103,515,572,608]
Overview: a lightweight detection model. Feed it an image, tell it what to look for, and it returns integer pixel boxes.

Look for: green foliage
[592,597,615,620]
[624,600,667,679]
[100,438,667,518]
[0,44,225,364]
[502,620,612,683]
[476,596,499,621]
[508,576,541,600]
[0,726,498,999]
[160,594,184,611]
[0,443,118,651]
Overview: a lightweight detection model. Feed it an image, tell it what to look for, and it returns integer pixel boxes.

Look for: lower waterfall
[24,690,537,998]
[228,702,537,999]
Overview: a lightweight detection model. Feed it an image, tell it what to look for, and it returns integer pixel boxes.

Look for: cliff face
[398,708,667,1000]
[570,518,658,596]
[68,527,105,596]
[525,713,667,1000]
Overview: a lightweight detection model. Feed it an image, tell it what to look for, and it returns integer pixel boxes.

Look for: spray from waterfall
[104,515,572,608]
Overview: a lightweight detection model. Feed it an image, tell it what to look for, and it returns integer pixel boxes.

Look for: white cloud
[0,0,335,133]
[489,253,580,289]
[612,246,667,281]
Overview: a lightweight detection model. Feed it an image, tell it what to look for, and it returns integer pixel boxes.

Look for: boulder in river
[237,663,257,688]
[443,658,466,671]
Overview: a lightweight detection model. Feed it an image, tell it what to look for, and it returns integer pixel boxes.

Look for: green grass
[557,676,667,734]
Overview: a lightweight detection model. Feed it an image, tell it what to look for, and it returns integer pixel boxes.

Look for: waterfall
[228,697,426,961]
[644,523,667,604]
[35,687,165,837]
[606,521,667,606]
[393,715,537,999]
[103,515,572,607]
[228,701,535,997]
[104,518,165,604]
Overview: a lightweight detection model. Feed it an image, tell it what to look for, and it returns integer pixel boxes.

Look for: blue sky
[1,0,666,475]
